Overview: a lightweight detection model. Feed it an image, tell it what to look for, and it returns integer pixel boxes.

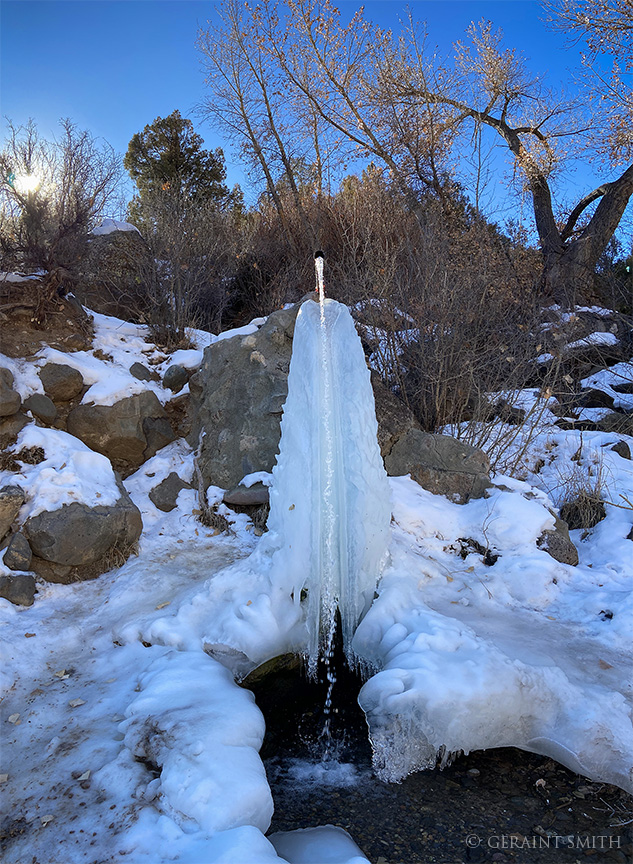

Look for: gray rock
[538,515,579,566]
[577,388,615,410]
[0,572,36,606]
[189,302,305,491]
[129,362,158,382]
[384,428,491,503]
[611,440,631,460]
[39,363,84,402]
[148,472,192,512]
[0,485,26,540]
[23,393,58,424]
[163,364,190,393]
[595,412,633,438]
[142,415,176,458]
[24,482,142,567]
[0,367,21,417]
[190,297,490,508]
[67,390,174,472]
[3,532,32,571]
[223,482,270,507]
[29,557,73,584]
[371,372,421,458]
[0,412,30,450]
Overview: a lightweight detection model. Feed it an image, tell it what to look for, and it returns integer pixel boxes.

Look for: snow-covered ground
[1,305,632,863]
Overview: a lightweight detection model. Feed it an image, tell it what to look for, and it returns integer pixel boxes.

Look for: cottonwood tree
[199,0,633,302]
[0,118,122,304]
[197,0,321,246]
[545,0,632,162]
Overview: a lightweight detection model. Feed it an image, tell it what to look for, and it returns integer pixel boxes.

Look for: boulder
[611,440,631,460]
[577,388,615,410]
[39,363,84,402]
[537,515,579,566]
[595,412,633,438]
[142,415,176,457]
[0,485,26,541]
[3,532,32,571]
[149,473,192,512]
[223,482,270,507]
[67,390,175,473]
[129,362,158,382]
[0,368,21,417]
[163,364,189,393]
[371,372,421,458]
[190,297,492,504]
[24,482,142,567]
[23,393,58,424]
[189,302,304,491]
[383,428,491,503]
[0,572,36,606]
[0,412,30,450]
[29,558,73,584]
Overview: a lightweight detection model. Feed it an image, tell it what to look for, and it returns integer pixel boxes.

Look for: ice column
[266,297,392,675]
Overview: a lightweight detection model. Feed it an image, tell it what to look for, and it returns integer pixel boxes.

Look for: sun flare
[14,172,41,194]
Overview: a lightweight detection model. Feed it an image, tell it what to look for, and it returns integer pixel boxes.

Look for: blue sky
[0,0,606,223]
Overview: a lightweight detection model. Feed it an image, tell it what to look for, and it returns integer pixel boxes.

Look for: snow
[0,271,45,282]
[0,447,280,864]
[240,471,274,488]
[567,330,619,349]
[1,294,632,863]
[353,426,633,790]
[1,425,121,519]
[582,360,633,411]
[269,826,370,864]
[91,218,140,235]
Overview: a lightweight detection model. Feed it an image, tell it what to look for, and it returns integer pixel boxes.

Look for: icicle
[266,278,391,675]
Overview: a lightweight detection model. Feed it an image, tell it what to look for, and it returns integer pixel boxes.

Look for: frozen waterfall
[266,297,391,675]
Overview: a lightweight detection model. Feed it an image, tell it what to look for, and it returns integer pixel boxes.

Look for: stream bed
[247,656,632,864]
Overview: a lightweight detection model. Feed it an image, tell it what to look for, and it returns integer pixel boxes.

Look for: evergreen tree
[124,110,229,216]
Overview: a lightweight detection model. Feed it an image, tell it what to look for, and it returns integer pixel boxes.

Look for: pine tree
[124,110,229,215]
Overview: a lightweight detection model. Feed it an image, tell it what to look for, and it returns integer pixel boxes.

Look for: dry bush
[545,439,610,531]
[0,119,123,321]
[210,175,550,468]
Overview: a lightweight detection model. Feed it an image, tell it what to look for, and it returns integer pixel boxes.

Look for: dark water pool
[245,653,632,864]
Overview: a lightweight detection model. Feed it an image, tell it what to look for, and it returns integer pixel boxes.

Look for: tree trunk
[542,163,633,305]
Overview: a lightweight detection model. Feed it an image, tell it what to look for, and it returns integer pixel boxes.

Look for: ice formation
[264,297,392,673]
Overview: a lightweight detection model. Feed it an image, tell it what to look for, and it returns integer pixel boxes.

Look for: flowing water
[247,658,631,864]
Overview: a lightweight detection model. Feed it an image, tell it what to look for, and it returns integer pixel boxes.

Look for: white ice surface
[269,826,370,864]
[264,299,391,671]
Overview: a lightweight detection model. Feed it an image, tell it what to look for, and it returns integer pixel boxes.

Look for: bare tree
[0,118,123,310]
[200,0,632,303]
[197,0,314,243]
[545,0,632,163]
